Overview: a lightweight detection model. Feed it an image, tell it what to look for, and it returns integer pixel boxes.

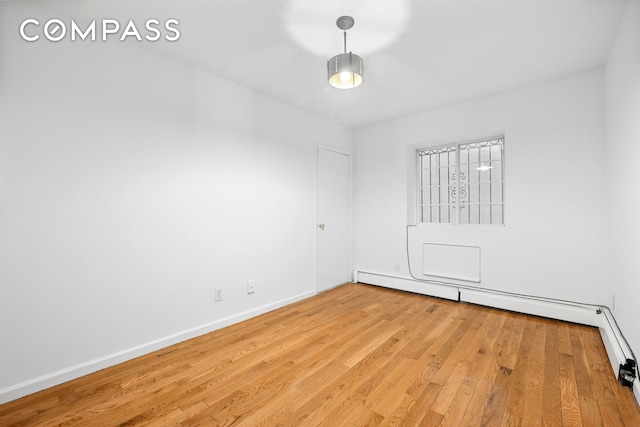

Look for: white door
[316,147,351,292]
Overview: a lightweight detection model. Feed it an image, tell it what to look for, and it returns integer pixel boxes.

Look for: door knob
[318,223,325,231]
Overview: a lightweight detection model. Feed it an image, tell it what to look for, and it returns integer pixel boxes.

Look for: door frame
[315,144,353,293]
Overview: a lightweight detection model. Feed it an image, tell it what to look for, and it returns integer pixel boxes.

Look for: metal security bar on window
[418,137,504,225]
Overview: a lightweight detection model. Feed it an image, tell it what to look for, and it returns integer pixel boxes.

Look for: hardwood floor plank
[430,361,469,416]
[445,310,505,426]
[437,362,484,427]
[496,313,527,371]
[1,283,638,427]
[393,382,442,427]
[365,358,415,415]
[559,352,584,426]
[430,306,485,383]
[500,412,523,426]
[430,307,489,385]
[459,353,499,427]
[558,322,573,355]
[505,317,537,417]
[521,321,546,427]
[478,354,518,426]
[571,328,603,427]
[541,321,563,427]
[579,396,605,427]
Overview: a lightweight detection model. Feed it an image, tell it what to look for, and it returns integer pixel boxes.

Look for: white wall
[605,0,640,363]
[354,69,609,305]
[0,1,352,401]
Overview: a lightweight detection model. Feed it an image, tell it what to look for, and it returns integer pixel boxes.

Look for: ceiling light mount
[327,16,363,89]
[336,16,355,32]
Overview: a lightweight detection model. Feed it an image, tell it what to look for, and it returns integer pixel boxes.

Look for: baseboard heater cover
[356,271,600,326]
[355,271,459,301]
[599,308,640,401]
[459,288,600,327]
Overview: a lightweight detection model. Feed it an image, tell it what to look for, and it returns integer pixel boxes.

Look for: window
[418,136,504,225]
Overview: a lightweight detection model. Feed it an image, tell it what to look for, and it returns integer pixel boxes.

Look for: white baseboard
[0,290,316,405]
[356,271,639,402]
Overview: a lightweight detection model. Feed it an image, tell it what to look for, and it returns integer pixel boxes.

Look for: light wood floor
[1,283,639,426]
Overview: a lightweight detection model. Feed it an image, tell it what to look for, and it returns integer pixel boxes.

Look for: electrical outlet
[394,263,400,272]
[247,280,255,294]
[215,288,223,302]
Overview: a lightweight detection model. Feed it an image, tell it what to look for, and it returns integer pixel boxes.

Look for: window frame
[416,136,505,226]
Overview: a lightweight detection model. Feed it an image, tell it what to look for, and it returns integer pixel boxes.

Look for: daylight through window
[418,136,504,225]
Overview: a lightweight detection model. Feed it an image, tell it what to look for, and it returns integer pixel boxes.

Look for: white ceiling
[34,0,629,127]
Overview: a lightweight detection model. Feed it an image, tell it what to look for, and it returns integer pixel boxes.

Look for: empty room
[1,0,639,425]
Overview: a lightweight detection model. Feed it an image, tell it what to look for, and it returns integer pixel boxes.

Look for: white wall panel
[604,0,640,398]
[354,70,609,306]
[0,1,352,403]
[422,243,480,282]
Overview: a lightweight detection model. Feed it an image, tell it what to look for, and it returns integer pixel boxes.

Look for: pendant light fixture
[327,16,364,89]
